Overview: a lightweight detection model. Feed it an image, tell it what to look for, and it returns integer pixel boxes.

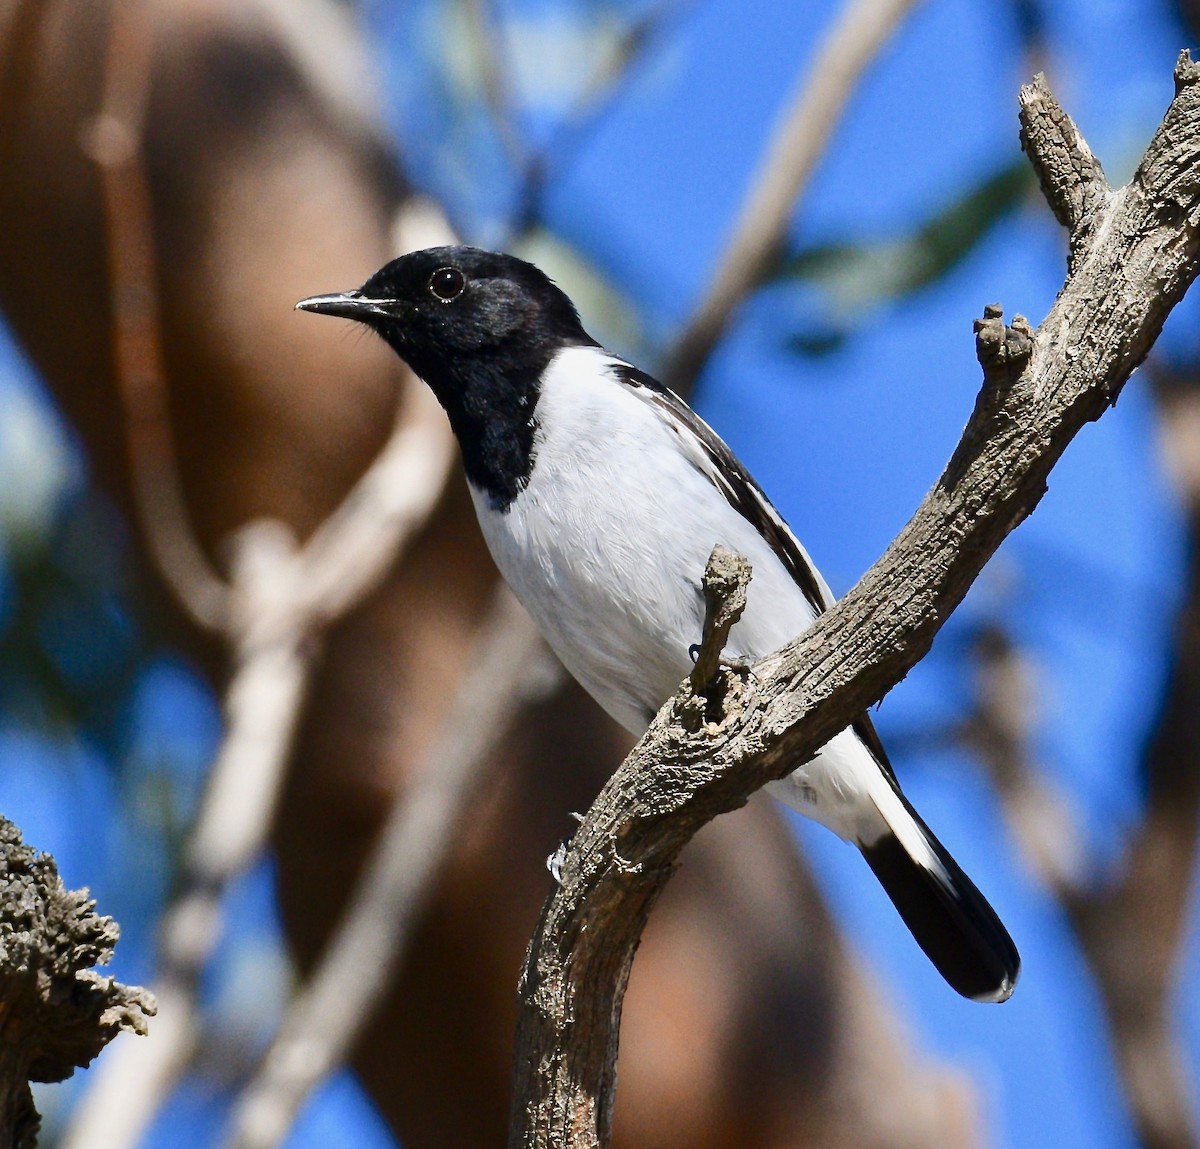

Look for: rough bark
[509,59,1200,1149]
[0,818,153,1149]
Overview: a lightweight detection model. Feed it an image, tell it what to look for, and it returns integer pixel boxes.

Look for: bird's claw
[689,643,752,673]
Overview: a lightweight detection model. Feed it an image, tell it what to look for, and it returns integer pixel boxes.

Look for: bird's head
[298,246,598,502]
[296,246,594,389]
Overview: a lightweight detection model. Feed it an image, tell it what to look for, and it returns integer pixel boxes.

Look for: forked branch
[510,57,1200,1149]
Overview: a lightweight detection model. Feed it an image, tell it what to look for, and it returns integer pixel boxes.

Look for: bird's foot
[545,814,584,884]
[688,643,753,673]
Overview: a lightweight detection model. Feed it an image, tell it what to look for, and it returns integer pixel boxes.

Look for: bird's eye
[429,266,466,302]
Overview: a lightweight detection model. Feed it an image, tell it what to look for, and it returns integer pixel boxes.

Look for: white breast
[469,345,819,732]
[467,345,906,845]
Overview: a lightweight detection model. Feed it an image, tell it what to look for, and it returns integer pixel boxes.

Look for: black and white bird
[297,245,1019,1003]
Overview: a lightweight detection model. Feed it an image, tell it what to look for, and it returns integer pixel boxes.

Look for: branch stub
[1018,72,1112,256]
[683,547,753,730]
[1175,48,1200,92]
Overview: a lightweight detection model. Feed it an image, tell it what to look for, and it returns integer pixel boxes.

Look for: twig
[82,0,229,630]
[506,0,693,239]
[662,0,922,394]
[961,623,1087,894]
[1018,73,1111,271]
[509,59,1200,1149]
[687,545,752,693]
[223,588,542,1149]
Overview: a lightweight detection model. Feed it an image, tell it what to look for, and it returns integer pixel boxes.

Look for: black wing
[612,365,831,615]
[612,363,896,779]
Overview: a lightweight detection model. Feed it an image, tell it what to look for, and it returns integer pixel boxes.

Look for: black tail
[860,813,1020,1003]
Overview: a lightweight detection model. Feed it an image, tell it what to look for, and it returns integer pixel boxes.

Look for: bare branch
[1070,683,1200,1149]
[510,60,1200,1149]
[57,526,312,1149]
[224,589,542,1149]
[463,0,526,168]
[506,0,694,238]
[294,386,455,624]
[84,0,229,630]
[1017,72,1112,258]
[1059,385,1200,1149]
[662,0,922,394]
[89,0,460,641]
[962,624,1087,894]
[61,313,458,1149]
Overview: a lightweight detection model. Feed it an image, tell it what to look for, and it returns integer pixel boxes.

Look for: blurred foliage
[0,491,139,744]
[774,159,1036,354]
[0,366,210,876]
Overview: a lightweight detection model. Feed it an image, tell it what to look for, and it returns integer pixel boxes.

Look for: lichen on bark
[0,816,154,1149]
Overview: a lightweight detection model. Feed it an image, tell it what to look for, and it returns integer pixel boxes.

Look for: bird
[297,245,1020,1003]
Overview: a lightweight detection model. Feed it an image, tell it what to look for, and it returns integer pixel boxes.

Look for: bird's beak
[295,290,390,321]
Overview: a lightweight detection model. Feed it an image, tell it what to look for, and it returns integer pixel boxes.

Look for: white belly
[471,374,814,727]
[469,346,887,844]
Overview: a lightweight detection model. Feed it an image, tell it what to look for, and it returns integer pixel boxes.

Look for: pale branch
[509,57,1200,1149]
[88,0,458,645]
[256,0,394,151]
[1058,403,1200,1149]
[505,0,693,239]
[0,817,154,1149]
[1068,684,1200,1149]
[464,0,526,169]
[961,624,1087,894]
[85,0,230,631]
[662,0,922,395]
[60,440,456,1149]
[957,602,1199,1149]
[294,384,456,625]
[223,589,542,1149]
[1100,367,1200,1149]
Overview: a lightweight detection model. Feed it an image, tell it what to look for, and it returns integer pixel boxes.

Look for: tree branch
[962,622,1086,894]
[1066,579,1200,1149]
[223,589,542,1149]
[509,57,1200,1149]
[84,0,229,630]
[505,0,693,240]
[960,597,1198,1148]
[687,545,752,696]
[662,0,922,394]
[1017,73,1112,268]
